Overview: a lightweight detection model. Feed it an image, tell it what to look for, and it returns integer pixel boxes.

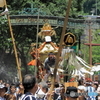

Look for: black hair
[22,74,36,92]
[54,82,59,88]
[10,83,16,89]
[94,83,98,89]
[78,79,84,86]
[48,52,54,56]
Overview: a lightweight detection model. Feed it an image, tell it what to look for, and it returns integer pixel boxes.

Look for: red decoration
[85,78,92,82]
[69,78,75,82]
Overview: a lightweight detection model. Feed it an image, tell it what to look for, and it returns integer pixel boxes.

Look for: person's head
[85,82,92,86]
[5,83,10,88]
[42,85,48,93]
[22,74,37,93]
[59,84,65,93]
[54,82,59,88]
[55,87,62,95]
[78,79,84,86]
[46,81,51,88]
[10,84,16,94]
[48,52,55,58]
[48,52,56,65]
[16,82,24,94]
[0,80,3,84]
[93,83,98,90]
[38,81,48,93]
[19,83,24,90]
[0,84,7,97]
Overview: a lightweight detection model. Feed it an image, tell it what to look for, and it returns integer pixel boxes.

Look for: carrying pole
[48,0,72,100]
[4,0,22,82]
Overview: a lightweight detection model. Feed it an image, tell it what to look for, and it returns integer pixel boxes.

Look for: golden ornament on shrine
[38,23,56,39]
[64,32,76,46]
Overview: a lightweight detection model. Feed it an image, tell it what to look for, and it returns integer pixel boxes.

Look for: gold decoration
[38,23,56,39]
[64,32,76,46]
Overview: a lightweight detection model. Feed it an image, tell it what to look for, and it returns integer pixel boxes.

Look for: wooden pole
[3,0,22,82]
[48,0,72,100]
[89,24,92,65]
[35,8,40,77]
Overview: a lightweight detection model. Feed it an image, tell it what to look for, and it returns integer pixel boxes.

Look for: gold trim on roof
[38,23,56,39]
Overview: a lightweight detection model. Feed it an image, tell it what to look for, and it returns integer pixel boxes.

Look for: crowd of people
[0,76,65,100]
[0,53,100,100]
[0,75,100,100]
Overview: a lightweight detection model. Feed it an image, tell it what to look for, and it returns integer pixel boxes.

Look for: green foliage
[92,29,100,64]
[83,0,100,15]
[0,16,10,50]
[21,60,35,76]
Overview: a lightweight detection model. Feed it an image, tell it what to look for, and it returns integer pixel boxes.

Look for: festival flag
[27,60,36,66]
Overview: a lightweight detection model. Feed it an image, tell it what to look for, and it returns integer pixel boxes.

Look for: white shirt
[78,85,87,91]
[34,87,45,99]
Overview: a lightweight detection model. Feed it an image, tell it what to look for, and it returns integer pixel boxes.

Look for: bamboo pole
[48,0,72,100]
[4,0,22,82]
